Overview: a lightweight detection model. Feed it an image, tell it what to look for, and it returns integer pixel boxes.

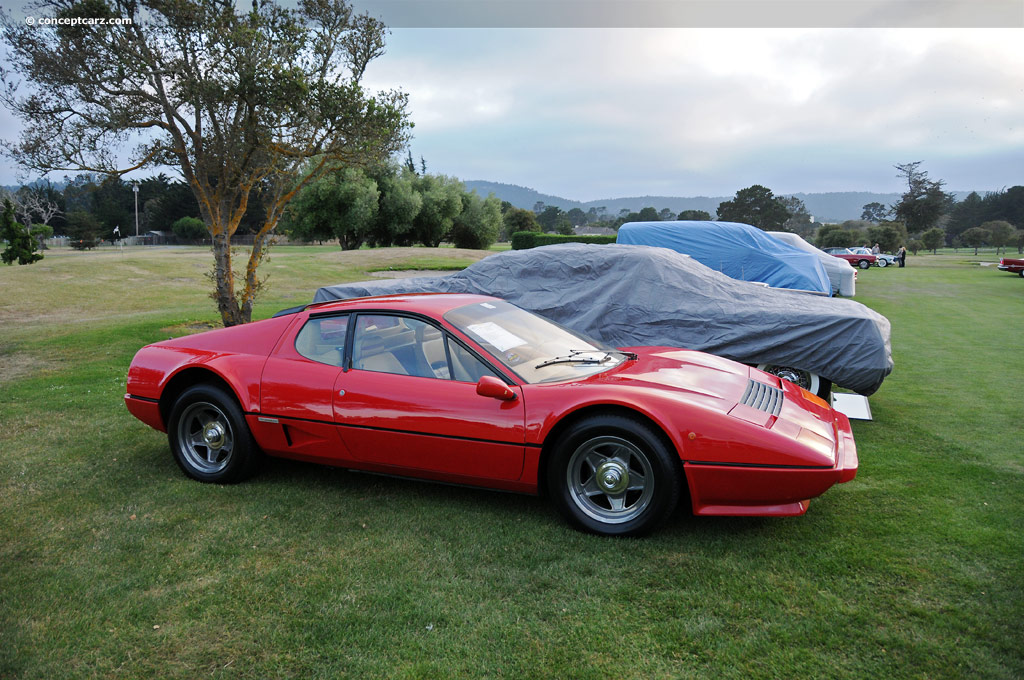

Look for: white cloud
[364,27,1024,198]
[3,20,1020,198]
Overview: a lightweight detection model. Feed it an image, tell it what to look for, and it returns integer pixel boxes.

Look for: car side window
[350,314,500,382]
[352,314,441,379]
[447,337,497,383]
[295,315,349,367]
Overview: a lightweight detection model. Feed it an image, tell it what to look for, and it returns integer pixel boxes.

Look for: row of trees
[526,203,714,233]
[528,186,812,238]
[523,167,1022,256]
[2,174,211,248]
[854,163,1024,253]
[281,163,502,250]
[7,165,1020,258]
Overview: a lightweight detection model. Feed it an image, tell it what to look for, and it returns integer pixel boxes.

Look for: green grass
[1,247,1022,679]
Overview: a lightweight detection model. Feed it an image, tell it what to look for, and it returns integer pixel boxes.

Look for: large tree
[921,227,945,254]
[411,174,463,247]
[1,199,44,265]
[281,166,379,250]
[503,206,539,239]
[891,162,954,234]
[716,185,790,230]
[368,165,421,246]
[677,209,711,221]
[861,201,890,223]
[779,195,813,237]
[982,220,1015,256]
[867,221,908,253]
[960,226,990,255]
[1,0,409,325]
[450,191,501,250]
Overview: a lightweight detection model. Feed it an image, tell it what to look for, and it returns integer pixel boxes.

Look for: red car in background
[823,247,877,270]
[124,294,858,536]
[998,257,1024,277]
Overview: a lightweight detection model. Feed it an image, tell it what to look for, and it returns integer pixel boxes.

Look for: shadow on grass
[132,436,846,546]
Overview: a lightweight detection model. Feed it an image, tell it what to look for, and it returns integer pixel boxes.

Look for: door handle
[337,389,346,397]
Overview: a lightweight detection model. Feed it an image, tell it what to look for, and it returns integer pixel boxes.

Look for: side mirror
[476,375,517,401]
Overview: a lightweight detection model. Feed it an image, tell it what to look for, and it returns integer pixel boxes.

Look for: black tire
[167,384,261,483]
[858,259,871,269]
[547,414,680,537]
[1019,270,1023,278]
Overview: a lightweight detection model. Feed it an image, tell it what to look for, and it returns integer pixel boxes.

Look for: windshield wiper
[535,349,614,369]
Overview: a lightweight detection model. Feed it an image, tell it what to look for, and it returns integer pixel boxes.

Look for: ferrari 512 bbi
[125,294,858,536]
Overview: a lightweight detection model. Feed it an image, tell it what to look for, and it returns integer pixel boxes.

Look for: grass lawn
[1,246,1022,679]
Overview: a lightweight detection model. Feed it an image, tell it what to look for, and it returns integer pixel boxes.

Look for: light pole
[133,181,140,239]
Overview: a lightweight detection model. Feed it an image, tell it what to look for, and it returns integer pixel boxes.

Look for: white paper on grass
[466,322,525,352]
[831,393,873,420]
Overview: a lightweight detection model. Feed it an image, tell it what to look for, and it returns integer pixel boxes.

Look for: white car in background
[849,247,898,267]
[767,231,857,296]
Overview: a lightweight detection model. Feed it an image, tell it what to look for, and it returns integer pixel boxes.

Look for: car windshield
[444,299,626,384]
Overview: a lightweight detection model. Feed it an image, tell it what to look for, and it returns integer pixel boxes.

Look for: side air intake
[741,379,784,417]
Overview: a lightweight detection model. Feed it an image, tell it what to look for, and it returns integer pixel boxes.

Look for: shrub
[511,232,617,250]
[171,216,207,241]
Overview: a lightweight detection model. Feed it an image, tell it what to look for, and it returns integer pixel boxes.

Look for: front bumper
[684,411,858,517]
[124,394,166,432]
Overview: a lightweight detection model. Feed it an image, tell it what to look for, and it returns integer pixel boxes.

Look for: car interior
[296,314,493,383]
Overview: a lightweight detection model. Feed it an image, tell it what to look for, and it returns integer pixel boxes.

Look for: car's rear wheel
[858,259,871,269]
[167,384,261,483]
[548,415,680,536]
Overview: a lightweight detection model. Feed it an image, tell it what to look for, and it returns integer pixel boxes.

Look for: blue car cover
[617,220,832,295]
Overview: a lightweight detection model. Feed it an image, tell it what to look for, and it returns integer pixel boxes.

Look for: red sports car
[998,257,1024,277]
[125,294,858,536]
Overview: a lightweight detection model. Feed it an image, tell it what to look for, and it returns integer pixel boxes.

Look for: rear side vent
[741,379,784,417]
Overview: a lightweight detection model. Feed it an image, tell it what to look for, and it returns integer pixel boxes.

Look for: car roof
[298,292,499,318]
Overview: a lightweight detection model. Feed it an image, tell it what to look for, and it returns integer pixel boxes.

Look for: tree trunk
[212,233,245,327]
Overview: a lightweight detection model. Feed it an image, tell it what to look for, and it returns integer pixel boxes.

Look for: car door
[334,313,527,482]
[257,314,356,463]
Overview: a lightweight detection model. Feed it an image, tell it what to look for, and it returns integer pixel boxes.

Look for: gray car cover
[313,243,893,395]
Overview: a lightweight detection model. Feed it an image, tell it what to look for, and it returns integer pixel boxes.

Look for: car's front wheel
[876,258,887,267]
[548,415,681,536]
[167,384,261,483]
[858,259,871,269]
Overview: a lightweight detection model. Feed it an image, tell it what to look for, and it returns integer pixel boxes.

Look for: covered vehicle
[314,244,893,396]
[617,220,832,295]
[767,231,857,296]
[125,293,858,537]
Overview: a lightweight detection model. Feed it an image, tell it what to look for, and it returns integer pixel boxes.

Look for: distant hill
[465,180,976,223]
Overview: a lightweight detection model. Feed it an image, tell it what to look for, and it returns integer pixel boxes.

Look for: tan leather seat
[357,351,408,375]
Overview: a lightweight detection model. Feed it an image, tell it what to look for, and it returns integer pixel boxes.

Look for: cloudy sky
[2,1,1021,200]
[362,26,1022,199]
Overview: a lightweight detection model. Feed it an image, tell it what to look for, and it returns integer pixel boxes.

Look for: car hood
[599,348,839,460]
